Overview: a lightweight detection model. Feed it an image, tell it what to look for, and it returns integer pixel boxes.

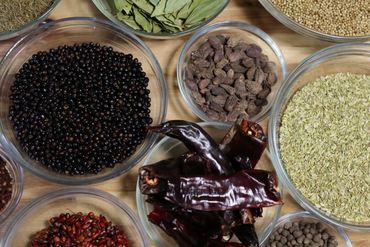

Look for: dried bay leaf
[149,0,160,5]
[133,6,153,32]
[165,0,191,14]
[185,0,227,25]
[116,12,141,30]
[151,0,166,17]
[112,0,132,14]
[132,0,154,14]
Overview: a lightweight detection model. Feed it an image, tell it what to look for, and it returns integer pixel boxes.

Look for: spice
[280,73,370,223]
[185,35,278,122]
[267,221,338,247]
[270,0,370,37]
[0,158,13,212]
[9,43,152,176]
[0,0,54,33]
[31,212,129,246]
[140,119,282,246]
[110,0,228,33]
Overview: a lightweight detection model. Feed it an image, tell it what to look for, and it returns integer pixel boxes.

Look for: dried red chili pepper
[149,120,234,175]
[232,224,259,247]
[206,240,250,247]
[30,212,129,247]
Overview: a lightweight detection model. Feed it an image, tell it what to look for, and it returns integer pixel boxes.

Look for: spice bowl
[92,0,229,39]
[0,0,61,40]
[1,188,149,246]
[266,211,352,247]
[269,43,370,231]
[136,122,283,246]
[258,0,370,42]
[0,17,167,185]
[0,146,23,224]
[177,21,287,124]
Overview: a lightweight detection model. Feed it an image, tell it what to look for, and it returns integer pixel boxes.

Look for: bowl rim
[270,211,352,247]
[258,0,370,43]
[0,0,62,41]
[0,146,23,224]
[136,121,283,246]
[91,0,230,39]
[1,187,150,247]
[268,42,370,232]
[176,21,288,125]
[0,17,168,185]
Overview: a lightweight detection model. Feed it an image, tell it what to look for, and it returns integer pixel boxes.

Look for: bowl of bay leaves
[92,0,230,39]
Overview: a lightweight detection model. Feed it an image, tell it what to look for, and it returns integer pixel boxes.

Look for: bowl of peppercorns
[0,146,23,224]
[177,21,287,124]
[266,211,352,247]
[0,17,167,185]
[1,187,149,246]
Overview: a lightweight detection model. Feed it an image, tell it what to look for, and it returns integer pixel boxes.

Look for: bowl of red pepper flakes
[136,120,283,247]
[1,188,149,247]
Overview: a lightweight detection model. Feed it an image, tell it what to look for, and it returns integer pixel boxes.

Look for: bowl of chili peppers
[136,120,283,247]
[1,187,149,247]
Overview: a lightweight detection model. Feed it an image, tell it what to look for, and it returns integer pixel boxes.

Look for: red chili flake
[30,212,129,247]
[0,158,13,212]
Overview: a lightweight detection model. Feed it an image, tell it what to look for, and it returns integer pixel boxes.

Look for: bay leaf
[165,0,191,14]
[116,12,141,30]
[112,0,132,14]
[152,21,162,33]
[133,6,153,32]
[151,0,166,17]
[185,0,226,25]
[132,0,154,15]
[177,1,192,19]
[149,0,160,5]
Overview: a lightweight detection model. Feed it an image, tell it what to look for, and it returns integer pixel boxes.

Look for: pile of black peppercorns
[267,221,339,247]
[9,43,152,175]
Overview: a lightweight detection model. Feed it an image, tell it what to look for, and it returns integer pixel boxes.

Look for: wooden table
[0,0,368,246]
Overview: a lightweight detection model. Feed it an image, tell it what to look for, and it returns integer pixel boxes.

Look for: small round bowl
[0,17,167,185]
[0,188,149,247]
[258,0,370,43]
[0,146,23,224]
[269,43,370,231]
[267,211,352,247]
[136,122,282,246]
[0,0,61,41]
[91,0,229,39]
[177,21,287,124]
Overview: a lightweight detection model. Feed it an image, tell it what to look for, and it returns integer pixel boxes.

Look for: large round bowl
[0,0,61,41]
[0,17,167,185]
[269,43,370,231]
[177,21,287,124]
[1,188,149,247]
[136,122,282,246]
[0,146,23,224]
[267,211,352,247]
[92,0,229,39]
[259,0,370,43]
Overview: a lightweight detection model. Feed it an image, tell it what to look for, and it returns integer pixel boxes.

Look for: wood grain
[0,0,368,246]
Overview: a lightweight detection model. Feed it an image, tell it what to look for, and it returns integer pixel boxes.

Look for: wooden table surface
[0,0,368,246]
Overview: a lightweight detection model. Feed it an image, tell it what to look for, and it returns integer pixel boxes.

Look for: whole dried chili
[30,212,129,247]
[0,158,13,212]
[149,120,234,175]
[232,224,259,247]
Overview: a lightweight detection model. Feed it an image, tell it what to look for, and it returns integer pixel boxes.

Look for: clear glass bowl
[0,17,168,185]
[177,21,288,124]
[0,188,149,247]
[136,122,282,246]
[269,43,370,231]
[91,0,229,39]
[258,0,370,43]
[0,0,61,41]
[267,211,352,247]
[0,146,23,225]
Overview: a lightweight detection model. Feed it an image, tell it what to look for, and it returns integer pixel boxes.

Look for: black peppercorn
[9,43,152,175]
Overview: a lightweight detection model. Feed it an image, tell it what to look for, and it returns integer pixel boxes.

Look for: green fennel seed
[280,73,370,223]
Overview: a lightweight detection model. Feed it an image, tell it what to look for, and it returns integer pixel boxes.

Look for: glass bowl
[0,0,61,41]
[0,17,168,185]
[0,146,23,225]
[266,211,352,247]
[91,0,229,39]
[177,21,288,124]
[269,43,370,231]
[136,122,282,246]
[258,0,370,43]
[0,188,149,247]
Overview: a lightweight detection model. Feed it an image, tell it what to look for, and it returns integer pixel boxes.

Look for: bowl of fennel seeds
[269,43,370,232]
[0,0,60,40]
[92,0,229,39]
